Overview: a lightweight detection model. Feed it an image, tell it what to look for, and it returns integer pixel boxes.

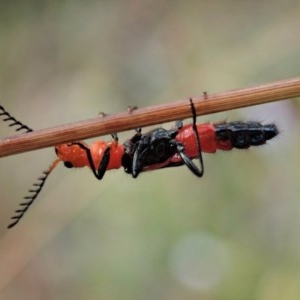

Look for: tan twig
[0,77,300,158]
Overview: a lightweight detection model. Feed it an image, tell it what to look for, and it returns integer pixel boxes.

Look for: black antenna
[7,159,61,229]
[0,104,59,228]
[0,105,33,133]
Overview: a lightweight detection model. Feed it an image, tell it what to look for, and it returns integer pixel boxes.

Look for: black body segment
[122,99,204,178]
[214,121,279,149]
[122,127,182,177]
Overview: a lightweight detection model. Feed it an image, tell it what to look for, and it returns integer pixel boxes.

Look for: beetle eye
[64,161,73,168]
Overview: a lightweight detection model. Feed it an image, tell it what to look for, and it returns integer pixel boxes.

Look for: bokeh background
[0,1,300,299]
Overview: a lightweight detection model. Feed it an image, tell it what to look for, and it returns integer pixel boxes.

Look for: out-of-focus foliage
[0,1,300,299]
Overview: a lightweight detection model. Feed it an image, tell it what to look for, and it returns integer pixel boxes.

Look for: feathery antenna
[7,159,61,229]
[0,105,33,133]
[0,104,60,228]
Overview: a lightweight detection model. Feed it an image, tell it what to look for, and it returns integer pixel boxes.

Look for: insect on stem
[1,100,279,229]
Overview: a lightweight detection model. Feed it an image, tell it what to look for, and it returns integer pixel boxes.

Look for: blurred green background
[0,1,300,299]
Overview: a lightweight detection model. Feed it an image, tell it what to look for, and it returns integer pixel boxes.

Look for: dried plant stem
[1,77,300,158]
